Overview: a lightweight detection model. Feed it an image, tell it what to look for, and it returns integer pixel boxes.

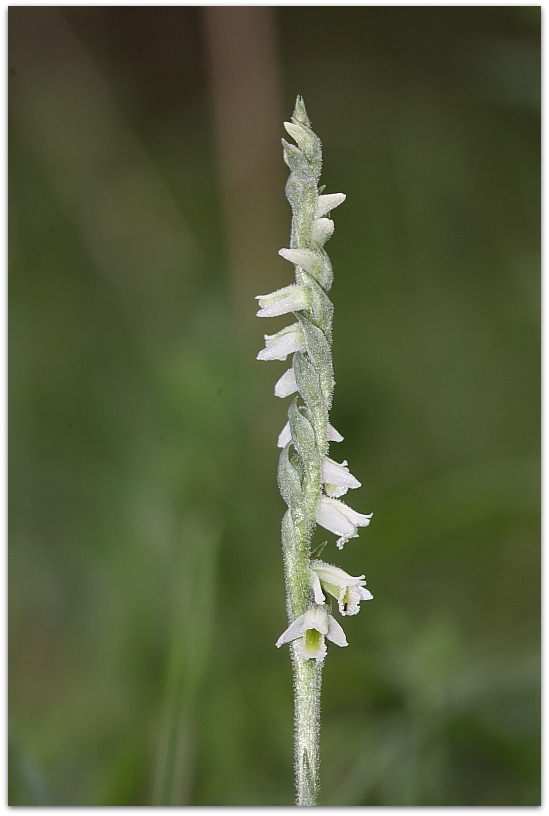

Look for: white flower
[322,457,361,498]
[274,368,298,398]
[312,218,334,245]
[276,605,348,661]
[255,284,310,318]
[315,496,373,549]
[277,422,292,448]
[257,323,305,361]
[277,420,344,449]
[310,560,373,615]
[279,247,320,274]
[316,193,346,218]
[327,423,344,443]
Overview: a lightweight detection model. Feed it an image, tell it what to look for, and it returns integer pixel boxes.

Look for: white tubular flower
[310,560,373,615]
[322,457,361,498]
[315,496,373,549]
[274,368,298,398]
[316,193,346,218]
[312,218,334,245]
[257,323,305,361]
[279,248,320,274]
[276,605,348,661]
[277,421,344,448]
[256,284,310,318]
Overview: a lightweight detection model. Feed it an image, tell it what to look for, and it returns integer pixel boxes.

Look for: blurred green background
[9,6,540,806]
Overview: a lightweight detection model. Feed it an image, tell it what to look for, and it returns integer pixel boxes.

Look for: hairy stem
[292,651,322,805]
[282,456,322,803]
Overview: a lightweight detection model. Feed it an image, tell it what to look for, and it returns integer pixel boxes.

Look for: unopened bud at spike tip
[292,95,310,127]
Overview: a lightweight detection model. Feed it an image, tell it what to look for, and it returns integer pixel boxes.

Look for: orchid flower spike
[255,96,375,805]
[275,605,348,662]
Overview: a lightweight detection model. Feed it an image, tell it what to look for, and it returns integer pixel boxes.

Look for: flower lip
[300,628,327,661]
[338,585,373,615]
[310,560,374,615]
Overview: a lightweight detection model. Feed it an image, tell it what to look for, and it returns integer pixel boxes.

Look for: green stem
[282,456,323,804]
[291,650,322,805]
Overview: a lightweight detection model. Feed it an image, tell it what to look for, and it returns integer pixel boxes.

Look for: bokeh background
[9,6,540,806]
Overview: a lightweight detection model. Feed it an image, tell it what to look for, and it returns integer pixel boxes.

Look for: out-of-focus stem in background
[203,7,286,351]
